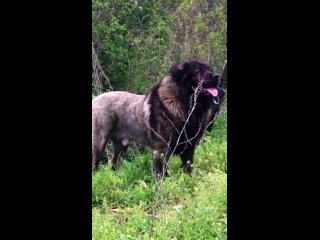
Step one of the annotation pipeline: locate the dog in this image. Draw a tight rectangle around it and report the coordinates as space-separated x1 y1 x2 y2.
92 60 225 178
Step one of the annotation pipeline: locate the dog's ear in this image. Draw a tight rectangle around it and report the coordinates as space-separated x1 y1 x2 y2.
169 61 191 84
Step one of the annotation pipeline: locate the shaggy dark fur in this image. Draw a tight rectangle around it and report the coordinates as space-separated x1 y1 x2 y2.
92 60 225 178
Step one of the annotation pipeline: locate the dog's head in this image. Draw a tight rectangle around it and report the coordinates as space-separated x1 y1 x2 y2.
169 60 222 99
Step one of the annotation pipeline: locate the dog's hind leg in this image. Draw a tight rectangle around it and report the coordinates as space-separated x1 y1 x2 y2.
92 133 108 171
111 141 128 170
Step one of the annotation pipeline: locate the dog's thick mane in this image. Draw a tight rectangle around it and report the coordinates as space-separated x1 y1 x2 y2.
145 72 212 153
146 74 189 134
157 76 187 121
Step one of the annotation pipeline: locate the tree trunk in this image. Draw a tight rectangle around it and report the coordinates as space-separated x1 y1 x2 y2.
219 60 227 90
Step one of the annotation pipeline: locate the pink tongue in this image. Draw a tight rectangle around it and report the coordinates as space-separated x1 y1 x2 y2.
205 88 218 97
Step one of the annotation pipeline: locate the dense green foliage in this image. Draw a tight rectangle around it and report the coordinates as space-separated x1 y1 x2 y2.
92 0 227 94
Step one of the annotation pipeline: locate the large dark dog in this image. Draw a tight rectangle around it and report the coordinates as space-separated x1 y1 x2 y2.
92 60 225 178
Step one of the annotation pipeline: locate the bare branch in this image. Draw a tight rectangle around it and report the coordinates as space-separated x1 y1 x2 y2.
178 120 202 146
155 78 205 183
161 110 180 134
168 78 204 158
92 42 113 94
149 76 223 184
146 124 173 152
205 111 218 132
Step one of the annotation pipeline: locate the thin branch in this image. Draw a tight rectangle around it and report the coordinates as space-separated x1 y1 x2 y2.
205 111 218 132
161 110 180 134
155 78 205 183
92 42 113 93
178 120 202 146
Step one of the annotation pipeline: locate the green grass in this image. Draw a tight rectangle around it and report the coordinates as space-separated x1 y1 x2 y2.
92 114 227 240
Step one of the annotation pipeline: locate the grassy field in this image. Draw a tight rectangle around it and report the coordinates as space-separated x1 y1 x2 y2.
92 108 227 240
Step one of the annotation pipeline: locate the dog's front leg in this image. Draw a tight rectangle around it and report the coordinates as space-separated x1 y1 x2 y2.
180 146 195 175
152 149 170 180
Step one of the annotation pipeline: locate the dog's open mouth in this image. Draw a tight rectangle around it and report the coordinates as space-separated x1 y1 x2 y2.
204 88 218 97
